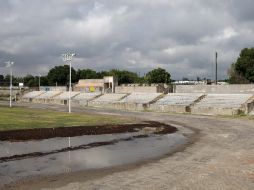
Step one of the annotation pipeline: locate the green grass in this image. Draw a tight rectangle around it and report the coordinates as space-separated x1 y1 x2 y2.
0 106 131 131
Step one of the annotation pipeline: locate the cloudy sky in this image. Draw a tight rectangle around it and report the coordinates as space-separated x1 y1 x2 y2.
0 0 254 80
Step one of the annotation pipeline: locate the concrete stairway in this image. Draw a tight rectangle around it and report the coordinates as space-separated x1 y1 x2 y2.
191 94 254 115
21 91 46 102
32 91 63 103
119 93 162 104
73 92 102 106
149 93 204 113
53 92 80 100
88 93 128 108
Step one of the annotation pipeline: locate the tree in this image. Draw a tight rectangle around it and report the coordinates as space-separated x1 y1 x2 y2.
96 69 139 84
39 76 49 86
47 65 77 86
4 75 15 86
108 69 139 84
228 63 249 84
228 48 254 83
24 75 37 87
13 77 23 86
135 76 146 84
0 75 8 86
77 69 98 79
145 68 171 84
96 71 110 79
182 77 189 81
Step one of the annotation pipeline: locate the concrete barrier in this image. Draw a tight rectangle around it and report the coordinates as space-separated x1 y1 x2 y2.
112 102 151 111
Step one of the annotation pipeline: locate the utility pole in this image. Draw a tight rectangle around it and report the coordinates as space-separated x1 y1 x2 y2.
38 74 41 91
215 52 218 85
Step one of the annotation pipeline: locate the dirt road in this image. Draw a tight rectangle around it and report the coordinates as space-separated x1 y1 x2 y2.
3 102 254 190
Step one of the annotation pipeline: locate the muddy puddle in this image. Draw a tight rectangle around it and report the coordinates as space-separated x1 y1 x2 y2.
0 122 187 188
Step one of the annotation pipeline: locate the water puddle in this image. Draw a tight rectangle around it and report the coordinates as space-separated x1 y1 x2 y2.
0 123 187 188
0 133 141 158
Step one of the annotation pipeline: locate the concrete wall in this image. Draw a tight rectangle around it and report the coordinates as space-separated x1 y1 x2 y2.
191 106 243 116
175 84 254 94
39 86 67 91
148 104 189 113
113 102 151 111
246 96 254 114
115 86 166 93
0 90 19 96
0 89 21 96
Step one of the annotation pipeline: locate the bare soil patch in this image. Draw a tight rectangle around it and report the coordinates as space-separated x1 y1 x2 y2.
0 121 177 141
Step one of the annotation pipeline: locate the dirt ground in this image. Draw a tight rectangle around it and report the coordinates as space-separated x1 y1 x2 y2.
2 102 254 190
0 121 176 141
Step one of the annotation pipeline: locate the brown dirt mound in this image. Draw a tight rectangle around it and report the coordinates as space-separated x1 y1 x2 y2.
0 121 177 141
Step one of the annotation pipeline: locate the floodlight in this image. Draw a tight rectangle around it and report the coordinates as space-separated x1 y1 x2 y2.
62 52 76 113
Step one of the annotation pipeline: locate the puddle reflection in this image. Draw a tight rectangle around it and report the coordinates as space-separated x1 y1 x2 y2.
0 133 186 188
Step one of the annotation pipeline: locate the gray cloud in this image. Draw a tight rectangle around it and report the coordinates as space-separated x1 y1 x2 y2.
0 0 254 80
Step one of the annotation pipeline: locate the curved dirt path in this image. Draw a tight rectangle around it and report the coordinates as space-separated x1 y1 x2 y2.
3 102 254 190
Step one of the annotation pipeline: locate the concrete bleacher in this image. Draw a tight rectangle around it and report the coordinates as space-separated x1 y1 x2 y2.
119 93 162 104
191 94 254 115
91 93 127 103
22 91 46 102
149 93 205 113
72 92 101 106
32 91 63 103
20 90 254 116
50 91 80 105
73 92 101 101
53 92 80 100
114 92 163 111
88 93 127 108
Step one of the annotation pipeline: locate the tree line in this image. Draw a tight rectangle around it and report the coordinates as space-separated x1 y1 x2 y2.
228 47 254 84
0 67 171 87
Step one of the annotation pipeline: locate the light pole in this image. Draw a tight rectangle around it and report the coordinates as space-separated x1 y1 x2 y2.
5 61 14 108
215 52 218 85
62 52 76 113
38 74 41 91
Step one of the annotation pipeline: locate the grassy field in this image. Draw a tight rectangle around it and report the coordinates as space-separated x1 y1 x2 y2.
0 106 131 131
